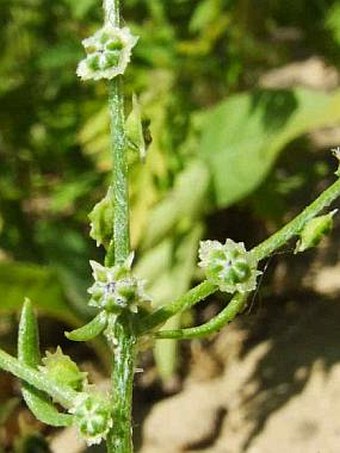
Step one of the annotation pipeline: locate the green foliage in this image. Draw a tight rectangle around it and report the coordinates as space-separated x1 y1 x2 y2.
89 186 114 248
65 311 108 341
126 93 148 160
0 262 79 325
199 89 340 208
1 0 340 410
17 300 77 426
1 1 340 450
40 347 87 392
295 211 336 253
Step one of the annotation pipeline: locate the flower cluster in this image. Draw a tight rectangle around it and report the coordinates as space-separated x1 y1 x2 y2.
88 253 151 314
70 392 113 446
77 25 138 81
198 239 261 294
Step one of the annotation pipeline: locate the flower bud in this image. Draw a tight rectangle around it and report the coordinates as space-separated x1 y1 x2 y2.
295 210 337 253
70 392 113 446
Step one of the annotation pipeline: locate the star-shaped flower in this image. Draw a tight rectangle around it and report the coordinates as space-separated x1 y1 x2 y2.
87 254 151 314
77 25 138 81
198 239 261 294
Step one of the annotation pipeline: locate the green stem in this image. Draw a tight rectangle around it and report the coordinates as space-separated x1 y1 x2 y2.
103 0 120 27
104 0 129 267
102 1 135 452
136 281 217 335
0 349 77 409
154 292 247 340
106 76 130 266
106 317 137 452
252 176 340 261
138 176 340 335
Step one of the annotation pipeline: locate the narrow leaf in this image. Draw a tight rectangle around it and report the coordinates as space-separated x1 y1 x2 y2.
65 311 108 341
18 298 41 367
20 387 73 427
89 187 114 248
0 349 77 408
126 93 148 161
18 299 73 427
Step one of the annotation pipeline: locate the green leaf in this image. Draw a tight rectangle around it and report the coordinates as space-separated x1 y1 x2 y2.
189 0 221 33
126 94 147 161
50 175 94 214
63 0 96 19
89 187 114 248
136 225 203 379
18 299 73 427
18 299 41 367
142 160 209 249
65 312 108 342
199 88 340 208
295 210 336 253
0 261 79 326
18 385 73 428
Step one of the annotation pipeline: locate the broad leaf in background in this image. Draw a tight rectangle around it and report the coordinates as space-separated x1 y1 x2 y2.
0 262 80 326
199 88 340 208
136 225 203 380
141 160 210 249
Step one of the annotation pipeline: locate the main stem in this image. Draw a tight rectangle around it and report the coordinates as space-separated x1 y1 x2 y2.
104 1 136 452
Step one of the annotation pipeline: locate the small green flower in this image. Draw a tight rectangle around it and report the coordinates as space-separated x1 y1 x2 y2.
70 392 113 446
77 25 138 81
88 253 151 314
198 239 261 294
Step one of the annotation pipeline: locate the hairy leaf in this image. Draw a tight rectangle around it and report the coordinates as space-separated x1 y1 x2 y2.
65 311 108 341
18 300 72 427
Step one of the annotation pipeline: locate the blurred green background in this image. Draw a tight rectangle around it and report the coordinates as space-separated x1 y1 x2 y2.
1 0 340 449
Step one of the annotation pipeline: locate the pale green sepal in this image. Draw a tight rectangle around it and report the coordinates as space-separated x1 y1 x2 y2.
39 347 88 392
295 210 337 253
18 299 73 427
89 187 114 248
126 93 147 161
65 312 108 342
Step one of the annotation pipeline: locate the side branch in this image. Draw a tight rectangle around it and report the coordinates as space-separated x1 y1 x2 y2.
138 175 340 335
252 176 340 261
154 292 247 340
0 349 77 408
